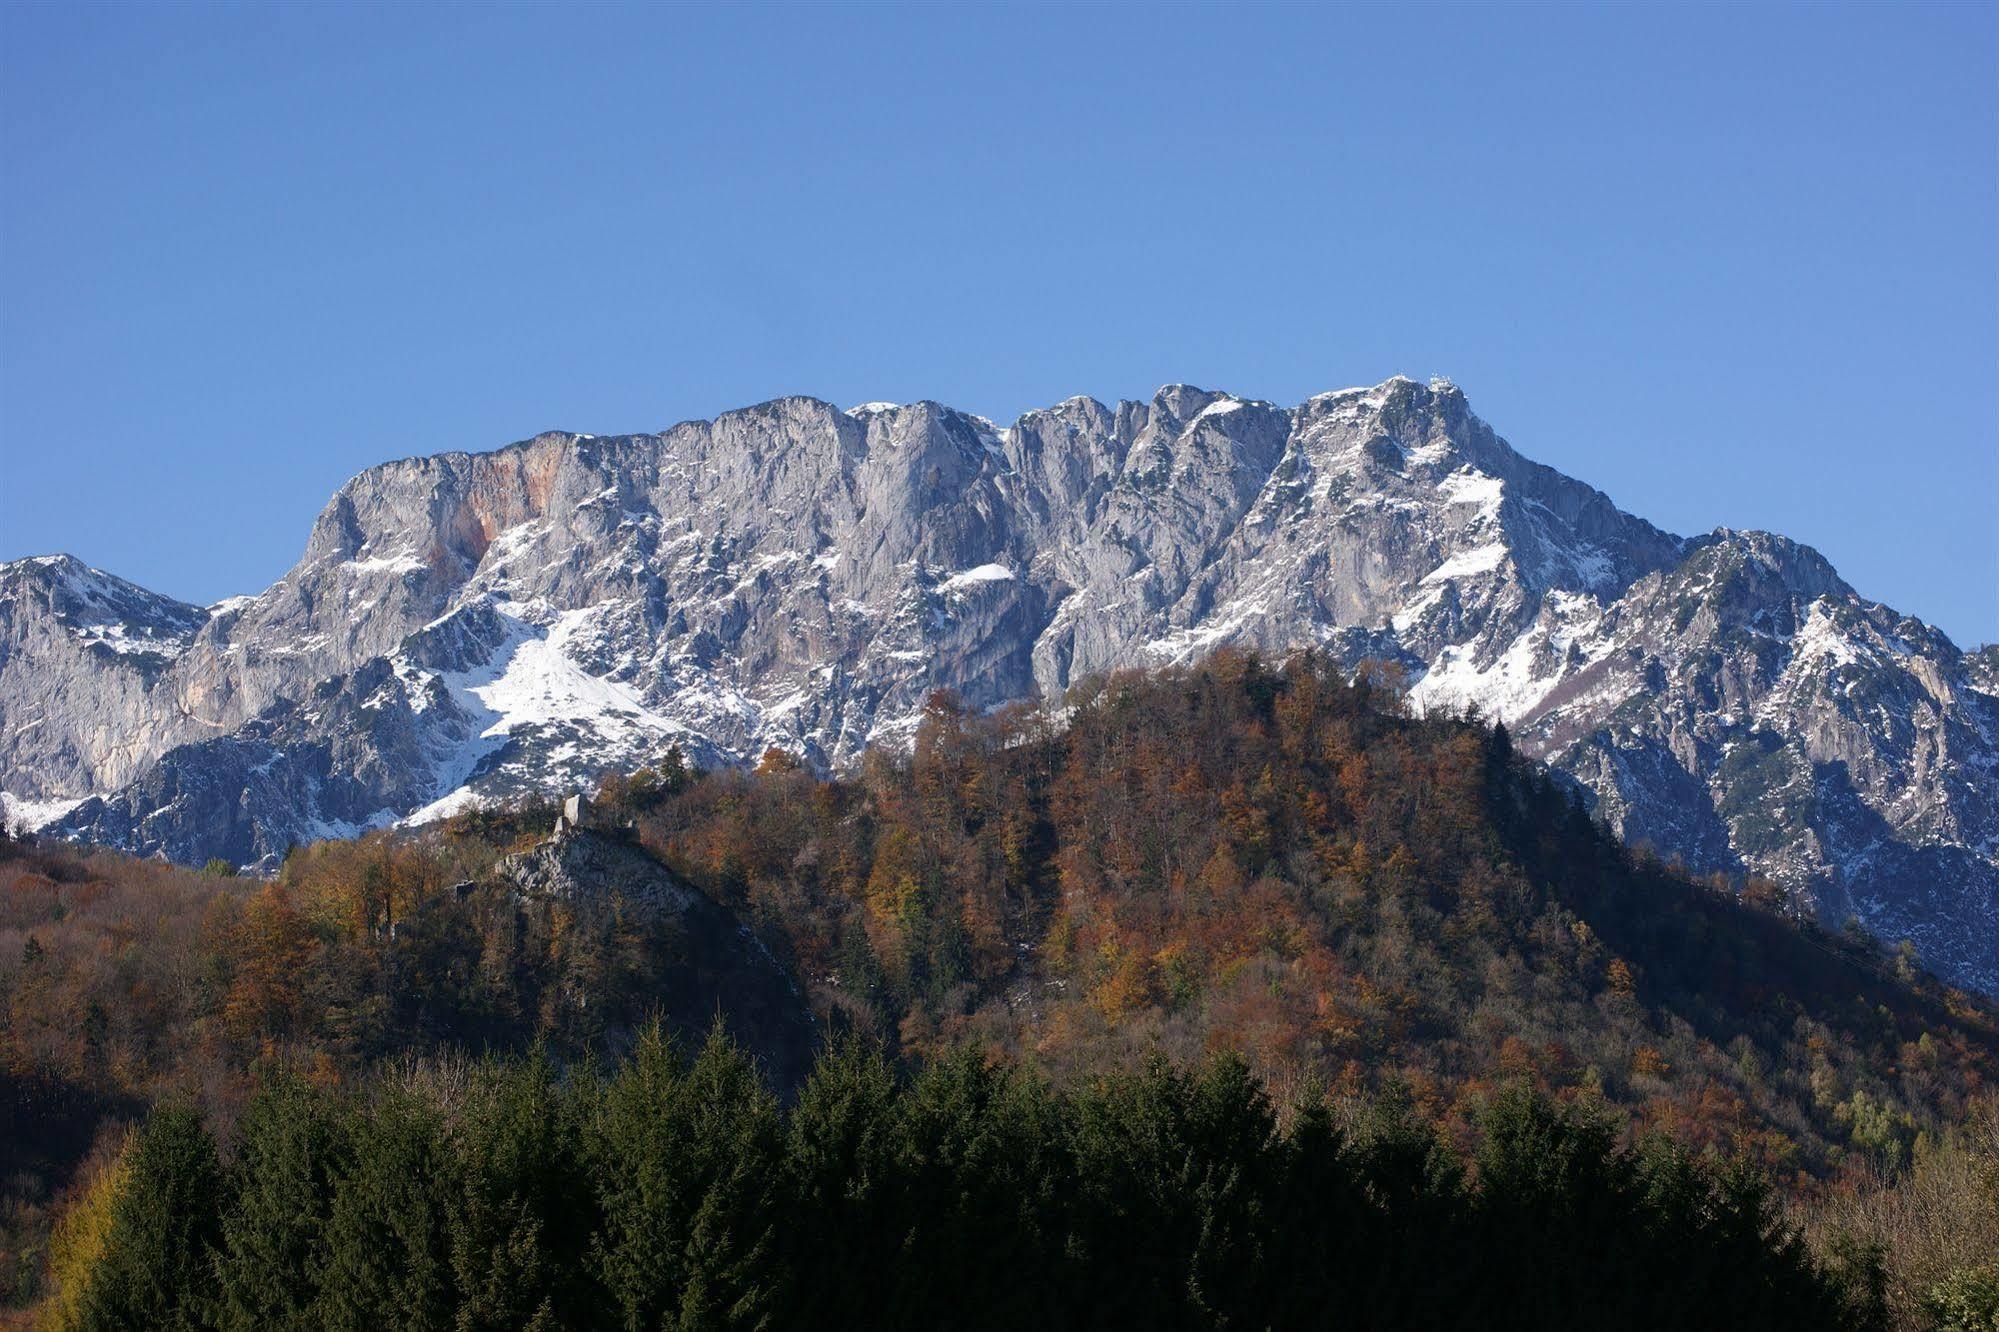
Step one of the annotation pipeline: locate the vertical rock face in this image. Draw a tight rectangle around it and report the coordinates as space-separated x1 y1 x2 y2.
0 556 213 799
3 377 1994 994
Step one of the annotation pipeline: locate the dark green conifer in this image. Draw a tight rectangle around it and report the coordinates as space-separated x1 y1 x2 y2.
314 1088 458 1331
589 1021 783 1331
449 1051 599 1331
74 1105 224 1331
214 1076 348 1331
1067 1053 1284 1328
886 1044 1070 1329
778 1033 903 1327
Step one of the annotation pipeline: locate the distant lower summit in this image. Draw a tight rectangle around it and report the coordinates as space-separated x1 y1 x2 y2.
3 377 1994 993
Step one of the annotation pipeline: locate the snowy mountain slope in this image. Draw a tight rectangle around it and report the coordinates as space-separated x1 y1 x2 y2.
4 377 1994 993
0 554 216 799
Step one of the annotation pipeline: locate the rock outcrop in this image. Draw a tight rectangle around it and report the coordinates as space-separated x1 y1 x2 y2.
495 828 817 1092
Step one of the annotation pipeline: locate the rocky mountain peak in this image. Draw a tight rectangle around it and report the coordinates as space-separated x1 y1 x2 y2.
1 553 205 638
6 376 1995 996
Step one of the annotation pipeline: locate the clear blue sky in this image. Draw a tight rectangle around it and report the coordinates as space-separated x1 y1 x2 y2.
3 2 1994 645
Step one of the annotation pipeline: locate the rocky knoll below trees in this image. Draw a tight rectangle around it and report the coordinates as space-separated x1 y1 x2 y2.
495 826 817 1093
2 376 1993 994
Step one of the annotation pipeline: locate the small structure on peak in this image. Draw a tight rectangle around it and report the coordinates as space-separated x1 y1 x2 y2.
554 793 589 835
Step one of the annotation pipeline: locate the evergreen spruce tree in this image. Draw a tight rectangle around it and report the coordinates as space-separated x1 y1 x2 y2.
590 1021 783 1331
71 1105 224 1331
314 1088 459 1331
1467 1085 1864 1332
1662 1150 1871 1332
213 1076 348 1331
1262 1096 1371 1327
883 1044 1071 1330
1321 1084 1468 1327
777 1033 904 1328
1067 1053 1283 1329
1471 1086 1638 1328
449 1051 600 1331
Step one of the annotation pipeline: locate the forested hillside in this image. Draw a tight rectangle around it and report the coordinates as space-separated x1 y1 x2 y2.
619 652 1995 1172
5 651 1996 1324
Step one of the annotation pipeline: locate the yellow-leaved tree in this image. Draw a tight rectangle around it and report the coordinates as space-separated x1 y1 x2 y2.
38 1141 129 1331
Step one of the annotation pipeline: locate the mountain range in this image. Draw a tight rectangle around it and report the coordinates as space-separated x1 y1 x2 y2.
3 376 1994 993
